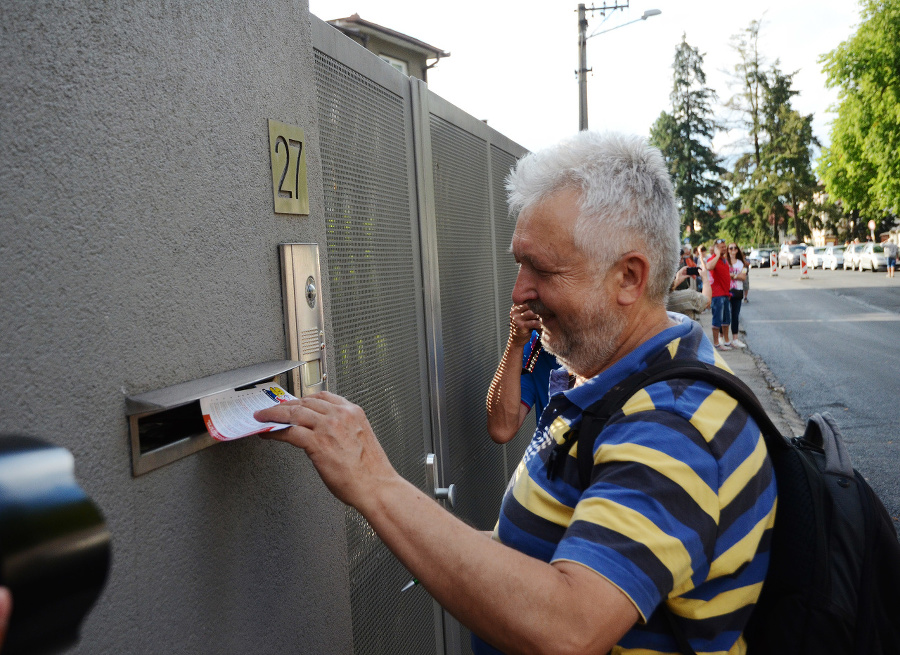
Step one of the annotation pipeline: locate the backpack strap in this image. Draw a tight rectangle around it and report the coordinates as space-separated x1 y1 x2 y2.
574 359 789 489
568 359 788 655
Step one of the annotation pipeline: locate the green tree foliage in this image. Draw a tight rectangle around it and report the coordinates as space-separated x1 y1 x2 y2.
725 21 766 172
725 21 820 242
819 0 900 226
759 67 821 240
650 35 726 244
722 21 768 243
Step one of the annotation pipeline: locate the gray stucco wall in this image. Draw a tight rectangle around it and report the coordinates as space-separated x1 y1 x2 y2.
0 1 352 653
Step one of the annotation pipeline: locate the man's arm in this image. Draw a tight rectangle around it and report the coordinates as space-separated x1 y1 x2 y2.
255 395 639 655
486 305 539 444
699 257 713 306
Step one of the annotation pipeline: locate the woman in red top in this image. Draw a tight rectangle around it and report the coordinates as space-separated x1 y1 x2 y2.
706 239 733 350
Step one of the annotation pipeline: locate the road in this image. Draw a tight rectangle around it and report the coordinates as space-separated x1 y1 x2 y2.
741 265 900 528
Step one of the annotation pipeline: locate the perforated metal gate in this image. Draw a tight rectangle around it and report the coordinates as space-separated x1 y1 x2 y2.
314 27 439 655
313 16 529 655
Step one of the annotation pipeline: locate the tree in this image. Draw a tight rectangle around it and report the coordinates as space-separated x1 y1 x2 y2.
650 35 726 243
757 67 820 240
725 20 766 172
725 20 820 242
723 20 772 241
819 0 900 226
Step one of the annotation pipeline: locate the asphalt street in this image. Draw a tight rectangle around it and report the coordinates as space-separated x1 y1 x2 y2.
735 264 900 530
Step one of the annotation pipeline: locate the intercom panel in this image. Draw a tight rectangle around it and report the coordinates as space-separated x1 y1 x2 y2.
279 243 327 396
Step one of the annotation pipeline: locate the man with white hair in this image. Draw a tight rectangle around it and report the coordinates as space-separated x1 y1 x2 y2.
256 132 776 655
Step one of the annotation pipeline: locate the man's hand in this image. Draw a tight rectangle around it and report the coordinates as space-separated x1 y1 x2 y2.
671 265 691 291
254 392 398 511
509 304 540 347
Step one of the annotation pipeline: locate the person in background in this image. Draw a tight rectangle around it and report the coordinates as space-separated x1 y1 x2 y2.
673 245 695 291
743 255 750 303
706 239 733 350
666 254 712 320
726 243 747 348
694 245 707 292
884 239 898 278
486 304 558 443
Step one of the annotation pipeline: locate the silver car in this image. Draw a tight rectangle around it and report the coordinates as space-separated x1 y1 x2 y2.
748 248 772 268
778 243 809 268
857 243 888 272
844 243 865 270
821 245 845 270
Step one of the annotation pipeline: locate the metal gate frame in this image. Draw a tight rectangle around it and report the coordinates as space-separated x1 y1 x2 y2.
411 79 529 654
313 15 529 655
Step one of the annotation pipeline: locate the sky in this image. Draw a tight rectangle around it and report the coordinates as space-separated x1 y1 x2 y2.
310 0 862 160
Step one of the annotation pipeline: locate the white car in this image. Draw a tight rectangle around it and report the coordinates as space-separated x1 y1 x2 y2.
805 246 828 269
821 245 845 270
858 243 888 272
844 243 865 270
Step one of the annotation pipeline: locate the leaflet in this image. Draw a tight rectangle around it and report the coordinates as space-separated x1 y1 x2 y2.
200 383 296 441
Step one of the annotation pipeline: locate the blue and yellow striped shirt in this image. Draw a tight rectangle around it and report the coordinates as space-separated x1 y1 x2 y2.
481 315 776 655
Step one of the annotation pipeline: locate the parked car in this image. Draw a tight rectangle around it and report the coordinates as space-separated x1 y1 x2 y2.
778 243 809 268
857 243 888 272
748 248 772 268
805 246 828 269
844 243 865 270
821 245 845 270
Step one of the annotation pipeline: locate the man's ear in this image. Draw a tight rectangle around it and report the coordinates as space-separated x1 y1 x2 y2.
613 252 651 306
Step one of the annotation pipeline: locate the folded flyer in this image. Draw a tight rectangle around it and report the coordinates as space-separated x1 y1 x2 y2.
200 383 296 441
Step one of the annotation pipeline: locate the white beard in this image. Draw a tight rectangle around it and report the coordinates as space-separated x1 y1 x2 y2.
529 292 627 378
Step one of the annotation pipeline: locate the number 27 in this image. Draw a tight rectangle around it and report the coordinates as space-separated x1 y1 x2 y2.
275 135 302 199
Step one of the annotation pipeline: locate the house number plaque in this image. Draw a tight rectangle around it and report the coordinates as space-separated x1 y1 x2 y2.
268 119 309 215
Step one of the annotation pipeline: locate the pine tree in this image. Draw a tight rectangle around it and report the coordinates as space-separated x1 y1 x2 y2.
758 67 820 240
650 35 726 243
725 21 819 242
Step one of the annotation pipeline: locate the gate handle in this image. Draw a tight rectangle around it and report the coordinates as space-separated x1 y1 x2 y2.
434 484 457 508
425 454 457 508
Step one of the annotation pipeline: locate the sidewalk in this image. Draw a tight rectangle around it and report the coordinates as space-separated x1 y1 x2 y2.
694 307 806 438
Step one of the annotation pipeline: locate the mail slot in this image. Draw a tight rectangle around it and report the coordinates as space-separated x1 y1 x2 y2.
126 360 300 476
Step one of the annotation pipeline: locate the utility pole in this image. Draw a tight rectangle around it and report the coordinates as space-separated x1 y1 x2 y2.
577 2 629 131
576 4 660 130
578 4 590 132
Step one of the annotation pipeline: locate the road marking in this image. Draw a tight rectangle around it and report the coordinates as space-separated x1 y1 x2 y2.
753 313 900 323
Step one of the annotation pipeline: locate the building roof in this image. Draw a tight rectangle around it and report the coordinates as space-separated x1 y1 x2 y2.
327 14 450 60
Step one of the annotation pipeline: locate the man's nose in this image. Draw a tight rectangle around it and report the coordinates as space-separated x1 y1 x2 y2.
511 267 536 305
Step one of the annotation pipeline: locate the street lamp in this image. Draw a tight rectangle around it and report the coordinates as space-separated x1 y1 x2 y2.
577 5 661 131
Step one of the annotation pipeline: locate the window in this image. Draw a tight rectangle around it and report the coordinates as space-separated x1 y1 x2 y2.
379 54 408 75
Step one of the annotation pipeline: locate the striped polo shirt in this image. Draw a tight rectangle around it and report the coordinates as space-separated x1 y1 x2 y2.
479 315 777 655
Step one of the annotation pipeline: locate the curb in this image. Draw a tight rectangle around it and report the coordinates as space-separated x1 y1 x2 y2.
694 307 806 438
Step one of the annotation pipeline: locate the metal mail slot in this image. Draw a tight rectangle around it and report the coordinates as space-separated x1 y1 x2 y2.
126 360 300 476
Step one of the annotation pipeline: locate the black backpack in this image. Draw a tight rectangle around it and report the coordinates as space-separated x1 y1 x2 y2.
548 359 900 655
